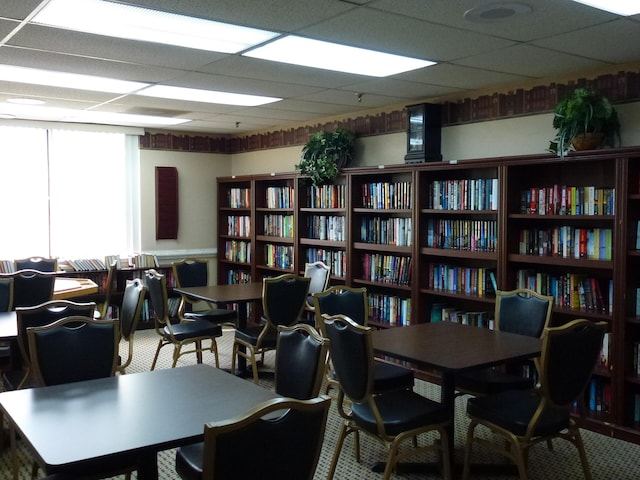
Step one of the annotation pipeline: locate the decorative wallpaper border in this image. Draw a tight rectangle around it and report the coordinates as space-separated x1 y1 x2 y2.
139 69 640 154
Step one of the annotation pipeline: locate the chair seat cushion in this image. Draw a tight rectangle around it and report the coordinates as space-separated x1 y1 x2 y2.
466 389 570 437
184 308 237 325
164 319 222 341
234 325 277 348
175 442 204 480
352 389 449 436
456 367 534 395
373 360 414 392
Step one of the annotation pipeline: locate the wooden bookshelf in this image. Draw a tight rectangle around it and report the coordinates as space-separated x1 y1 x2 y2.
217 147 640 444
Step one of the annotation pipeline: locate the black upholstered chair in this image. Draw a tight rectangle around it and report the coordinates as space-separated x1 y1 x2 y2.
302 261 330 322
232 274 311 383
455 288 553 396
5 299 97 390
27 316 119 386
14 256 58 272
174 323 329 480
177 397 330 480
314 286 414 394
116 278 146 374
94 260 117 320
11 269 56 308
323 314 452 480
26 316 136 479
172 258 238 327
147 269 223 370
0 277 13 312
462 319 607 480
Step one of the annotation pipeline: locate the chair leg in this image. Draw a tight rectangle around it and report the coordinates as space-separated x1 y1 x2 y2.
462 420 477 480
439 426 452 480
327 423 350 480
150 340 164 371
231 342 238 375
572 429 593 480
172 346 182 368
210 339 220 368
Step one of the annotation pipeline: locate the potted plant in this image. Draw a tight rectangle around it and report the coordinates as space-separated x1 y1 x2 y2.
296 128 355 186
549 87 621 158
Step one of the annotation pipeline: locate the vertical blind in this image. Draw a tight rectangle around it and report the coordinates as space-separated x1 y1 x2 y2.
0 126 139 261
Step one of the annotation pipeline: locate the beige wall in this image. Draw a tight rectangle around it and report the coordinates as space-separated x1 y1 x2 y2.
140 102 640 263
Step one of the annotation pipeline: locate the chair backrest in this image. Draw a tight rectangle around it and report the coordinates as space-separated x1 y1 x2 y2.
173 258 209 288
146 269 171 329
96 261 118 320
275 324 329 400
27 316 120 387
313 286 368 334
16 299 97 369
495 288 553 338
201 396 331 480
0 277 13 312
14 257 58 272
303 261 331 309
11 269 56 308
322 314 373 404
539 319 606 408
262 274 311 328
120 278 146 341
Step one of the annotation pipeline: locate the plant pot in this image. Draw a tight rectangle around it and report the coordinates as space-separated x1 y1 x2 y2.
572 133 603 151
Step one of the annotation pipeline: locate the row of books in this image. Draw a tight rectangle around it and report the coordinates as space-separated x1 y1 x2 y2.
131 254 159 269
307 184 346 209
626 340 640 376
360 254 412 286
427 178 499 211
263 214 294 238
361 181 412 210
587 378 611 414
305 248 346 278
519 185 615 216
430 303 495 329
636 288 640 316
518 227 612 260
516 270 611 313
264 244 294 270
427 264 497 297
306 215 345 241
425 219 497 252
224 240 252 263
61 258 108 271
265 186 294 209
226 269 251 284
360 216 412 246
227 215 251 237
228 187 250 209
368 293 411 326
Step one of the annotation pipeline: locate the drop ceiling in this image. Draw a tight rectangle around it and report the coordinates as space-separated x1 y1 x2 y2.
1 0 639 134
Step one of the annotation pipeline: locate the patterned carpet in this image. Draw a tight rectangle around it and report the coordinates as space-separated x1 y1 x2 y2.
1 326 639 480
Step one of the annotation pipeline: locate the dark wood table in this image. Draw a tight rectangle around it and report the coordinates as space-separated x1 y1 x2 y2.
0 364 277 480
173 282 263 374
372 321 542 473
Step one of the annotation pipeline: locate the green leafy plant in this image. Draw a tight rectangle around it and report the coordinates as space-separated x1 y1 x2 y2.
296 128 355 186
549 87 620 157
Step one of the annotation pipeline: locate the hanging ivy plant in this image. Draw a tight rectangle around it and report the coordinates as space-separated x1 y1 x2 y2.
296 128 355 186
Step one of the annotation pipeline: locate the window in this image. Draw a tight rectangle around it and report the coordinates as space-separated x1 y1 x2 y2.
0 126 140 261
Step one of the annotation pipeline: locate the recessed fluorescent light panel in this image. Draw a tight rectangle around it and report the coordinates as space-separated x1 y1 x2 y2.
137 85 281 107
0 102 191 126
571 0 640 15
244 36 436 77
32 0 280 53
0 64 148 94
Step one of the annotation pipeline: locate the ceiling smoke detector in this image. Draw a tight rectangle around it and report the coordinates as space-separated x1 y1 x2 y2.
464 2 532 22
